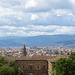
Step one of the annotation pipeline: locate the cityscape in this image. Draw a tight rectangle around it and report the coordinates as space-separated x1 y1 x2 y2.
0 46 74 57
0 0 75 75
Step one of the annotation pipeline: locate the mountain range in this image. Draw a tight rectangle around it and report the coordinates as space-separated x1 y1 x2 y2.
0 35 75 47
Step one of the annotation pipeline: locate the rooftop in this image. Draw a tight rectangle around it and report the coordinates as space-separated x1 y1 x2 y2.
5 55 69 63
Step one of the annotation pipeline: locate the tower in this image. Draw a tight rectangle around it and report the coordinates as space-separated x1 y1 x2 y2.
23 44 26 56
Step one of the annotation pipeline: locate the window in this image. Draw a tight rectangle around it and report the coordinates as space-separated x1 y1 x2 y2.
29 73 33 75
23 65 26 70
37 65 39 69
43 65 45 70
30 65 32 69
23 65 24 69
43 73 45 75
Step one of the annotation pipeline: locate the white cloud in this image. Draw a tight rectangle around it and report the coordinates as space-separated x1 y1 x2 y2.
55 26 75 34
53 9 73 16
30 14 38 20
0 0 75 36
0 25 75 36
0 26 28 31
70 0 75 4
69 0 75 12
28 25 59 31
0 7 17 17
25 0 37 9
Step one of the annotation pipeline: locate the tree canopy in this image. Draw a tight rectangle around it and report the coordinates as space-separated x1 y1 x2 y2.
0 66 15 75
52 58 75 75
0 55 5 67
0 56 24 75
69 52 75 60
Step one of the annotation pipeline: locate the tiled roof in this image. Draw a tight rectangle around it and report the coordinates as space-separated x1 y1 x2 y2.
5 55 69 63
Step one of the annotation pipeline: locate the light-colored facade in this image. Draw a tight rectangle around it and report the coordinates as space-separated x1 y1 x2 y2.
15 59 54 75
5 55 68 75
16 60 48 75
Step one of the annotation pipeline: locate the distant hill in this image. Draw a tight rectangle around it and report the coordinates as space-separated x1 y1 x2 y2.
52 40 75 47
0 35 75 47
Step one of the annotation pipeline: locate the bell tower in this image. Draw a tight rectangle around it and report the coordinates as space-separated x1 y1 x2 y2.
23 44 26 56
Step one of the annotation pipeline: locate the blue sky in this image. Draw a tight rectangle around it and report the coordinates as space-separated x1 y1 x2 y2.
0 0 75 36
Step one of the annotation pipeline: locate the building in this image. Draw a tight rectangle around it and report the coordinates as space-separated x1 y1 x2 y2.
15 55 65 75
23 44 26 56
16 60 48 75
5 54 68 75
5 45 68 75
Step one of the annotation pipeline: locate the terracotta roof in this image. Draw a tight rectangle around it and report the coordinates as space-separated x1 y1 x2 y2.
5 55 69 63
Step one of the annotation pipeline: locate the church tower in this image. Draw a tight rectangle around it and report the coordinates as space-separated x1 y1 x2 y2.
23 44 26 56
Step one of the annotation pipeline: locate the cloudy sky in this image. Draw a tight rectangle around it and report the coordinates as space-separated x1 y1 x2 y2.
0 0 75 37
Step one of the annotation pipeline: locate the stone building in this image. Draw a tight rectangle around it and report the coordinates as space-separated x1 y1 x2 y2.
5 54 68 75
15 55 57 75
16 60 48 75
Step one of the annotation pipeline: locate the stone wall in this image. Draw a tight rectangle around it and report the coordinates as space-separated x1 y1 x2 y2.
15 60 48 75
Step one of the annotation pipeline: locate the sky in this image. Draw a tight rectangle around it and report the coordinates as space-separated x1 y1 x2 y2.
0 0 75 37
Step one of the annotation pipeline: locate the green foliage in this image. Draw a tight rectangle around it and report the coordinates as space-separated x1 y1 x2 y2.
14 65 24 75
9 67 15 75
52 58 75 75
0 56 24 75
0 66 15 75
0 65 24 75
8 60 24 75
69 52 75 60
18 67 24 75
8 60 15 67
52 69 56 75
0 55 5 67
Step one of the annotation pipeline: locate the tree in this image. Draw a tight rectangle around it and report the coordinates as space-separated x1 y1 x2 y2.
18 67 24 75
52 69 56 75
8 60 15 67
8 60 24 75
0 58 24 75
0 66 15 75
69 52 75 60
0 55 5 67
0 66 24 75
52 58 75 75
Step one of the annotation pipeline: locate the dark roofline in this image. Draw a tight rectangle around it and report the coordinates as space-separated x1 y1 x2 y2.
15 60 47 61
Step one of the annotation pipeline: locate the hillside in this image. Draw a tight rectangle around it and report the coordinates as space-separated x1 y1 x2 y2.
0 35 75 47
